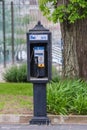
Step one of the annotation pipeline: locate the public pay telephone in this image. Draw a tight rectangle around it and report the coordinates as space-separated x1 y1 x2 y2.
27 21 52 82
32 46 45 78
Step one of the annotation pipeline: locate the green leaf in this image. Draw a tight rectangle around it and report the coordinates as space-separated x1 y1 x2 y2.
39 0 87 23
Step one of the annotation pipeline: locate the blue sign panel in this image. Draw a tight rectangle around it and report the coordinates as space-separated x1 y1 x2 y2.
29 34 48 41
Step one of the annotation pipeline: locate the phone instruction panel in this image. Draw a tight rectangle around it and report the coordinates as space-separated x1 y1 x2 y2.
34 46 45 68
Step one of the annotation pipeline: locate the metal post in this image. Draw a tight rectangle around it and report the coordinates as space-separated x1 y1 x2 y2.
30 83 50 125
11 1 14 64
2 0 6 67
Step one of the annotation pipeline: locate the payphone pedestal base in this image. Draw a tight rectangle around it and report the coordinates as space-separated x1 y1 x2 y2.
30 83 50 125
30 116 50 125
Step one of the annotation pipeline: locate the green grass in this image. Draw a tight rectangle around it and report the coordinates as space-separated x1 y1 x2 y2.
1 80 87 115
0 83 33 113
0 83 33 96
0 102 5 110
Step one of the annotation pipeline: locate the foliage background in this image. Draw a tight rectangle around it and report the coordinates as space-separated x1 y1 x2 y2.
39 0 87 23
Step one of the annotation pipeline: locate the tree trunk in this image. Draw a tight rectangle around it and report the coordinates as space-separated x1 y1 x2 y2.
76 19 87 79
61 22 79 78
61 18 87 79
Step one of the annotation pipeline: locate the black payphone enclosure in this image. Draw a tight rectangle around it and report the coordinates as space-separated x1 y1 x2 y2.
27 21 52 83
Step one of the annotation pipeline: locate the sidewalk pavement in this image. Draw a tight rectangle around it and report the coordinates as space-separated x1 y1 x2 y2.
0 115 87 130
0 124 87 130
0 114 87 125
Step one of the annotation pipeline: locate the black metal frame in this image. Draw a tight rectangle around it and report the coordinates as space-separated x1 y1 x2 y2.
27 21 52 83
27 21 52 125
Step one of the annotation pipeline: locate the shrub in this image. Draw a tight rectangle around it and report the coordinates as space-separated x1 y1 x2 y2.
47 79 87 115
52 65 61 82
17 64 27 82
3 64 27 82
3 66 18 82
52 76 61 83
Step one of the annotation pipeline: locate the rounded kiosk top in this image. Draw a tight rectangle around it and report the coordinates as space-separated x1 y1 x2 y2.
29 21 49 32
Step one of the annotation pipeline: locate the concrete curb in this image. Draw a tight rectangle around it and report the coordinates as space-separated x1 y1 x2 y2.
0 114 87 124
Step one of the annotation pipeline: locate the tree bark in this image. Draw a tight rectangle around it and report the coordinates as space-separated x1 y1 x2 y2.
76 18 87 79
61 22 79 78
60 18 87 79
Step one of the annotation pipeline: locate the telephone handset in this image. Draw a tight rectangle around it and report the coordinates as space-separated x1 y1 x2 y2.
33 46 45 77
